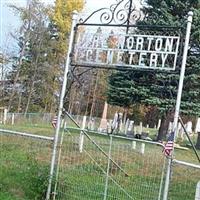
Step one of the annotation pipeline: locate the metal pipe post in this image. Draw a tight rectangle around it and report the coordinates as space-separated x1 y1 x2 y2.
104 135 113 200
163 11 193 200
46 11 78 200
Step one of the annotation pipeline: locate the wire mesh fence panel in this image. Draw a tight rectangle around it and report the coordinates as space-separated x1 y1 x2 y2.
0 131 53 200
107 137 166 200
54 132 109 200
4 113 54 125
168 160 200 200
54 127 166 200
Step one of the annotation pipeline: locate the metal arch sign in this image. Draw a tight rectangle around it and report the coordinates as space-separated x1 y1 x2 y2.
72 28 181 71
70 0 182 71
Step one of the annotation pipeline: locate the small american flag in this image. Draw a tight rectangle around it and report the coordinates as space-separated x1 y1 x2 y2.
51 116 58 129
163 132 174 156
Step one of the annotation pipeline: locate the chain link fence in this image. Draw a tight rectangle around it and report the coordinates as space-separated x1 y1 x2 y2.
1 113 200 199
0 129 53 200
53 124 166 200
0 112 54 125
168 160 200 200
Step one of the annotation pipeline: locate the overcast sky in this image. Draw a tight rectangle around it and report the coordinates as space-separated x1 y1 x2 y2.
0 0 113 53
0 0 140 53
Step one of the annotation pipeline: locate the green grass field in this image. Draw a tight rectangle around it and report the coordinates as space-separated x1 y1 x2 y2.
1 122 200 200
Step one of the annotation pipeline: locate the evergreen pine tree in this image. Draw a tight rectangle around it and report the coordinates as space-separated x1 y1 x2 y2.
107 0 200 142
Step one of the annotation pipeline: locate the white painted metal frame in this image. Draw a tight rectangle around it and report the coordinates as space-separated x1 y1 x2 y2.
163 11 193 200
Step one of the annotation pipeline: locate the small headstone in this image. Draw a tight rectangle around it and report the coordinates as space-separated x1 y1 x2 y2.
195 118 200 133
146 124 149 129
3 108 7 125
168 122 173 133
134 126 137 135
88 118 95 130
140 143 145 154
125 118 129 135
139 122 143 134
11 113 15 125
132 141 136 150
186 121 193 134
118 113 123 132
91 119 95 130
195 181 200 200
177 122 183 138
106 119 112 133
127 120 134 137
111 112 118 131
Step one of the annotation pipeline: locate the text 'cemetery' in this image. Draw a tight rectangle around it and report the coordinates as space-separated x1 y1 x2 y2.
74 31 180 70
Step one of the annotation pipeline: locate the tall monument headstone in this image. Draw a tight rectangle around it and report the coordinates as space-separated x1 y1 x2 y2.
99 102 108 132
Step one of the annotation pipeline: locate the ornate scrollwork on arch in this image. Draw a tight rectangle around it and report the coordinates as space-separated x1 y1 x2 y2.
79 0 144 25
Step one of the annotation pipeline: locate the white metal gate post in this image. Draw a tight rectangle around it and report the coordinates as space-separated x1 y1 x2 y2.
104 135 113 200
46 11 78 200
163 11 193 200
79 115 87 153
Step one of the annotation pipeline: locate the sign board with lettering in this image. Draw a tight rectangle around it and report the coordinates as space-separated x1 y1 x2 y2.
72 26 181 71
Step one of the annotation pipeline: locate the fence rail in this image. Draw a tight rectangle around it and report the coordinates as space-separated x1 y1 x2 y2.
0 129 53 200
0 128 54 141
53 126 166 200
1 114 200 200
169 159 200 200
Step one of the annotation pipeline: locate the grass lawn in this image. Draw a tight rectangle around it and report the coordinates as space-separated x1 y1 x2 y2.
1 122 200 199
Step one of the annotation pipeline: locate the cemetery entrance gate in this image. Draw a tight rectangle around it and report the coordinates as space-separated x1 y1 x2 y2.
45 1 198 199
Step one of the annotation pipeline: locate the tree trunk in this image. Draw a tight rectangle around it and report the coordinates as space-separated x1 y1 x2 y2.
17 92 22 112
8 57 24 111
156 110 174 141
8 19 31 112
89 71 99 119
24 76 35 115
196 133 200 150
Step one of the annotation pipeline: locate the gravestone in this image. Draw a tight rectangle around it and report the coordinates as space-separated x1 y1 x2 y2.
140 143 145 154
139 122 143 134
132 141 136 150
125 118 129 135
127 120 134 137
168 122 173 133
134 126 137 135
195 118 200 133
111 112 119 132
118 112 123 132
178 122 184 139
88 118 95 131
107 119 112 133
11 113 15 125
99 101 108 132
3 108 7 125
195 181 200 200
186 121 193 134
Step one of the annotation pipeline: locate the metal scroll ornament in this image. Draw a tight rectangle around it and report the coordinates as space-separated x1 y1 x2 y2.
79 0 144 25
